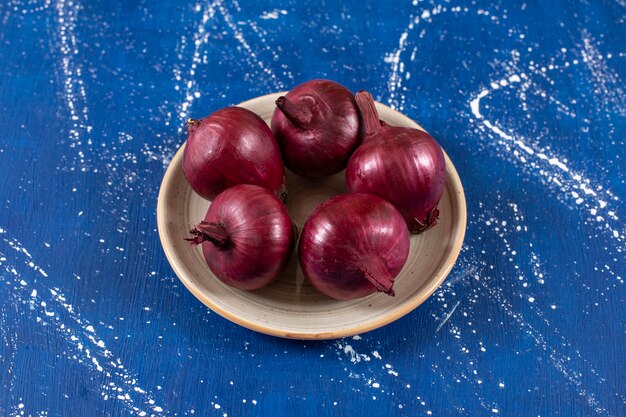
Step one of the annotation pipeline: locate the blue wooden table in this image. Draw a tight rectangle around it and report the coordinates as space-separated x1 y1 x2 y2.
1 1 624 416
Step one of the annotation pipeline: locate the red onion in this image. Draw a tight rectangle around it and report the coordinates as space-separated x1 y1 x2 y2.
186 184 295 290
271 79 362 178
298 193 410 300
346 91 446 234
183 107 286 201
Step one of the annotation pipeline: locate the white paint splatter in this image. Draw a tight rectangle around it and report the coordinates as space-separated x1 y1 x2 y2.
216 2 285 91
53 0 93 170
579 29 626 116
175 0 219 125
386 5 498 110
259 9 287 20
336 342 371 363
0 226 166 416
469 69 623 243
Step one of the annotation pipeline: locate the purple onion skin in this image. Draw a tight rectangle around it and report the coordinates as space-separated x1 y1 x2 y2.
271 79 362 178
346 91 446 234
186 184 295 290
298 193 410 300
183 107 286 201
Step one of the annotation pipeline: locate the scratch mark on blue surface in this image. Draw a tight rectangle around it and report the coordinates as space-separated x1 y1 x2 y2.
436 300 460 332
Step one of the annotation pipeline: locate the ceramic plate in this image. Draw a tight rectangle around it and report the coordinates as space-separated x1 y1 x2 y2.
157 92 466 340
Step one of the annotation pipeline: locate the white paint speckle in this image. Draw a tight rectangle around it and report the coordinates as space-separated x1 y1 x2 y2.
259 9 288 19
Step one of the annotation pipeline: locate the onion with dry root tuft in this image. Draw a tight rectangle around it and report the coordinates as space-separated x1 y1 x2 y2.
271 79 362 178
186 184 295 290
183 107 286 201
298 193 410 300
346 91 446 233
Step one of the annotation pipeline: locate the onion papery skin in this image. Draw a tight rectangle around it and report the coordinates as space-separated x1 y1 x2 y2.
187 185 295 290
183 107 286 201
298 193 410 300
346 91 446 234
271 79 362 178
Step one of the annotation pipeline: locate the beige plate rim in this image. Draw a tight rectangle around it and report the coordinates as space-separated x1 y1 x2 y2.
157 92 467 340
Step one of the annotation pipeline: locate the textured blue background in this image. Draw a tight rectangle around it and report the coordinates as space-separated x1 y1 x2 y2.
1 0 625 416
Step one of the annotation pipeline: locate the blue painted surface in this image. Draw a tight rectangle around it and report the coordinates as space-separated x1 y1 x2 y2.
1 0 625 416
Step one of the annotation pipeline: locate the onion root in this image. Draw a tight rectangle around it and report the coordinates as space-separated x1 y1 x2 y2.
362 257 396 296
186 221 230 249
